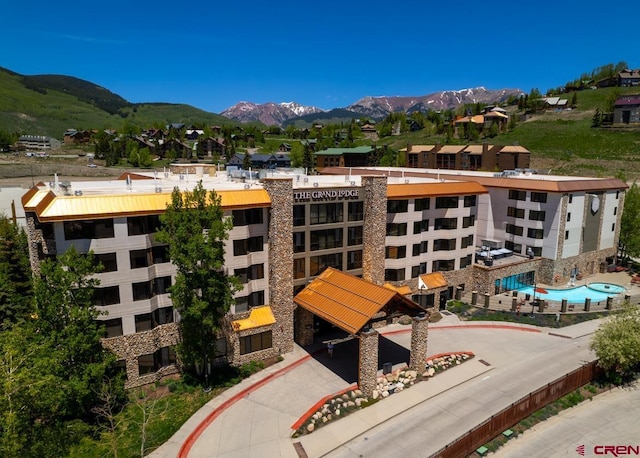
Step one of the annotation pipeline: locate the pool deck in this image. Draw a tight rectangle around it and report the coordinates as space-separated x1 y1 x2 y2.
472 271 639 314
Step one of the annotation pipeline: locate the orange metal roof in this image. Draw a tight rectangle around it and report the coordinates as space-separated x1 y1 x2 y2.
294 268 418 335
231 306 276 331
383 283 412 295
387 181 487 199
24 188 271 222
420 272 448 289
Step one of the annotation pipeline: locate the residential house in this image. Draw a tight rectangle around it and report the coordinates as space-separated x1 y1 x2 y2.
613 95 640 124
360 123 378 141
314 146 373 170
17 135 61 151
618 69 640 87
278 143 292 153
401 144 530 172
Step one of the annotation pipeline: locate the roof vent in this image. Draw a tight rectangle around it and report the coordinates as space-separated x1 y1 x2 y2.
404 179 409 184
313 182 319 188
350 181 356 186
303 177 309 183
244 184 250 189
74 190 83 196
155 186 162 193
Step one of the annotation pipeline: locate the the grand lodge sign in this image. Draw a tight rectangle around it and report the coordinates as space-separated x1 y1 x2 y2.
293 189 359 202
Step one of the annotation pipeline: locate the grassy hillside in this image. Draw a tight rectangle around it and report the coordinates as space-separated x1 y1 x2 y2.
377 86 640 179
0 68 233 138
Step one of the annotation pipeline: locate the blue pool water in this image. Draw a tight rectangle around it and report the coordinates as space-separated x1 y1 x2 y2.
517 283 626 303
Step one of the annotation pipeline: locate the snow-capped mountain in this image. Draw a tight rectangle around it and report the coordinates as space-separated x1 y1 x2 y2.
346 87 523 120
221 101 324 126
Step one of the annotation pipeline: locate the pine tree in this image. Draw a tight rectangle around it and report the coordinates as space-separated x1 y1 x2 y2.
0 216 32 329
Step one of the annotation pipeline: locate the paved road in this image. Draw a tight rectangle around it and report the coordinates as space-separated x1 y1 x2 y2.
490 381 640 457
317 325 597 458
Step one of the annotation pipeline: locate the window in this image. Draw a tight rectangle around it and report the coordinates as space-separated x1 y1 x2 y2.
528 246 542 257
235 264 264 283
460 255 472 268
432 259 455 272
569 193 573 203
102 318 123 338
565 230 569 240
95 252 118 272
527 228 544 239
461 234 474 248
387 200 408 213
435 196 458 209
348 201 364 221
310 203 343 224
130 249 150 269
506 224 523 236
64 219 115 240
235 291 266 312
433 239 456 251
233 236 264 256
152 307 174 326
384 268 405 282
434 218 457 230
232 208 263 226
412 241 428 256
413 219 428 234
612 223 615 231
463 195 477 207
294 258 306 279
138 353 155 375
240 331 273 355
567 212 571 222
293 232 305 253
348 226 363 245
462 215 475 228
93 286 120 306
135 313 152 332
309 253 343 276
415 198 430 211
507 207 525 218
614 207 617 216
385 246 406 259
347 250 362 270
310 228 343 250
529 210 546 221
137 347 177 375
531 192 547 203
386 223 407 236
127 215 160 236
411 263 427 278
293 205 305 226
508 190 526 201
132 281 151 301
616 191 620 199
505 241 522 254
152 245 169 264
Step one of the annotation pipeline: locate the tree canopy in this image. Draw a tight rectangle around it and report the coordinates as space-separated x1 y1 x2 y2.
0 216 32 329
619 183 640 259
590 302 640 378
156 182 240 377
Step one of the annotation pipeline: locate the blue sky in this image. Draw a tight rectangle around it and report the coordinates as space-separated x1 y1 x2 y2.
2 1 638 114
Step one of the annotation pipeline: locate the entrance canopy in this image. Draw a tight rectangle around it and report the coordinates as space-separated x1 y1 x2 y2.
294 267 425 335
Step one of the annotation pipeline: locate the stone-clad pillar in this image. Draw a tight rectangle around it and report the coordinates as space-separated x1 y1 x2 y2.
262 178 294 354
358 328 379 397
295 307 314 346
409 314 429 373
361 176 387 285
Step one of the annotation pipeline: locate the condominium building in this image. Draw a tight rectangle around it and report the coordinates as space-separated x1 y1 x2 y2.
21 164 626 387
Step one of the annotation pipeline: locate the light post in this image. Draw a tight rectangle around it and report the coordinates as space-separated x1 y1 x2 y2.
531 282 536 316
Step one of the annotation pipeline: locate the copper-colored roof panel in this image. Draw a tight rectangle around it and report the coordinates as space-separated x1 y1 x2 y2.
387 182 487 199
30 189 271 222
231 306 276 331
420 272 448 289
294 268 398 334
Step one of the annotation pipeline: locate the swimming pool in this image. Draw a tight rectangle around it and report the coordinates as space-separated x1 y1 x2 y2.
517 283 626 303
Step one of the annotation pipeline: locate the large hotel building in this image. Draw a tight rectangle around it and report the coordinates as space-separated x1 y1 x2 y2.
21 164 626 387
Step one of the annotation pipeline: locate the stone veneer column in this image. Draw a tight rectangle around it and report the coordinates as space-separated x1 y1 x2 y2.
361 176 387 285
262 178 294 354
295 307 315 346
409 314 429 373
358 328 379 397
24 212 44 275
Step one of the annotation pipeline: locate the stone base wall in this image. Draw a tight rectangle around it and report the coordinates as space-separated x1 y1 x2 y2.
101 322 181 388
540 247 618 284
471 257 542 294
